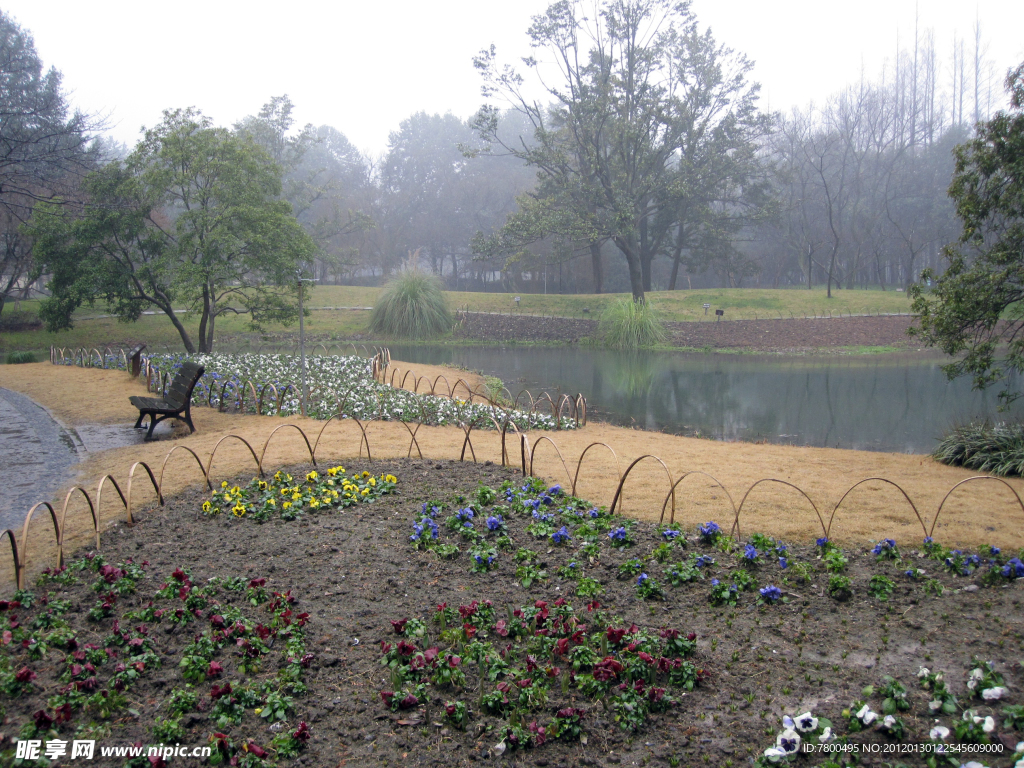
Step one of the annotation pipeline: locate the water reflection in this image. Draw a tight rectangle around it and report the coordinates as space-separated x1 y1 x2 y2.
384 345 1020 454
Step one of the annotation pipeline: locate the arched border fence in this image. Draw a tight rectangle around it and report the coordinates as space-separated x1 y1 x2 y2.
6 412 1024 589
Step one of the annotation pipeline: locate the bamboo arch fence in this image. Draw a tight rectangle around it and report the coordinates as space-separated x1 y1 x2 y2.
6 408 1024 589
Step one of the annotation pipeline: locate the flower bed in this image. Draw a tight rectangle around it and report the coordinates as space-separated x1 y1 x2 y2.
3 458 1023 767
146 352 575 430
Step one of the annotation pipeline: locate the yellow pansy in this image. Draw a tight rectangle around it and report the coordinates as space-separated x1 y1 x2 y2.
385 474 397 483
292 492 301 501
306 471 318 481
266 497 276 507
368 477 376 487
282 501 292 509
310 499 320 509
221 481 228 489
202 501 212 513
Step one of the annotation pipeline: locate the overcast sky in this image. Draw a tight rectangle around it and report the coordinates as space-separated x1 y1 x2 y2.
5 0 1023 158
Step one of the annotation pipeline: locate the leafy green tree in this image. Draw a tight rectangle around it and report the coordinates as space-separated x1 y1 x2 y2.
29 108 316 353
0 10 95 315
473 0 770 301
235 96 373 283
910 63 1024 404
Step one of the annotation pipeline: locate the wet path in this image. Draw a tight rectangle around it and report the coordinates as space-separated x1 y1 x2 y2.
0 387 83 532
0 387 170 532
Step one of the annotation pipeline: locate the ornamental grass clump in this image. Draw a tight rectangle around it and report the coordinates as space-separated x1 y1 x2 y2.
4 350 35 364
369 268 452 339
598 297 666 349
933 421 1024 477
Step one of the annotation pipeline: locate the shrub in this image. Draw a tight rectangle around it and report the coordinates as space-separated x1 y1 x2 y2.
932 422 1024 477
4 350 36 364
369 269 452 339
598 297 666 349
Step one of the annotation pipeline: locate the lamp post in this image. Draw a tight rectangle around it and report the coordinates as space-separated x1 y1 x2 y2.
296 270 318 417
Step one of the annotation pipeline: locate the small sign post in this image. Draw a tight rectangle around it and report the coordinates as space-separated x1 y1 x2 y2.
702 303 711 316
715 309 724 322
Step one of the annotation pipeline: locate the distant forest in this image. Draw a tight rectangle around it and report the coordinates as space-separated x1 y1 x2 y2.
1 3 1015 305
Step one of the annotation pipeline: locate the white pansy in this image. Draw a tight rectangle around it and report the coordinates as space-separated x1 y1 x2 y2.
763 747 787 763
982 715 995 733
817 726 833 743
881 714 897 730
794 712 818 732
775 729 801 753
856 704 877 725
981 686 1007 700
782 715 795 729
918 666 930 678
929 725 950 740
929 699 943 712
967 668 984 691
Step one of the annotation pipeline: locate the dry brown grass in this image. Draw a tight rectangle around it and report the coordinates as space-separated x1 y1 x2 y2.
2 360 1022 588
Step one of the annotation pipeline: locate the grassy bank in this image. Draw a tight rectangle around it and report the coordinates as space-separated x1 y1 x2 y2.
1 288 915 356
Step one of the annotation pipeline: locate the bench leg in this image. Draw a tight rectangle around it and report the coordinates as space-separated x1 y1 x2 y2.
145 415 161 441
134 412 146 429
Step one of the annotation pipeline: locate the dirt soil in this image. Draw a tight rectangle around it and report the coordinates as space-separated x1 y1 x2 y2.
3 460 1023 767
453 313 918 353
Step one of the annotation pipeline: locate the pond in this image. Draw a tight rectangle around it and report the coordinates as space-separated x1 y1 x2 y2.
383 345 1021 454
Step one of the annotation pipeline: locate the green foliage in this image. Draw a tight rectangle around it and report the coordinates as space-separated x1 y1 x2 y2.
823 549 848 573
868 574 896 601
4 350 35 364
574 577 604 599
827 574 852 600
932 422 1024 476
910 64 1024 406
599 298 667 349
28 107 316 354
368 268 452 339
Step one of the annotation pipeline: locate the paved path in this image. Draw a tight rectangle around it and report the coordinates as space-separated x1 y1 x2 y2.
0 387 83 532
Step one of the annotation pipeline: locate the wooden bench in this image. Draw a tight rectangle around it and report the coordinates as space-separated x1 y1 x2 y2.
130 361 205 441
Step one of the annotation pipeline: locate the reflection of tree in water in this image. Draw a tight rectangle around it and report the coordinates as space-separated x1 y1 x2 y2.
376 345 1024 452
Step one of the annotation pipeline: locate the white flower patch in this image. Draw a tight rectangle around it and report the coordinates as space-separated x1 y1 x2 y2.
149 353 578 432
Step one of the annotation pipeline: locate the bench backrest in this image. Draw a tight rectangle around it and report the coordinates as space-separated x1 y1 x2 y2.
164 361 206 409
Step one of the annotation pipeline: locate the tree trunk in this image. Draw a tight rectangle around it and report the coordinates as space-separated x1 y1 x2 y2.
198 284 214 354
589 242 604 293
639 216 654 293
669 234 685 290
613 234 646 304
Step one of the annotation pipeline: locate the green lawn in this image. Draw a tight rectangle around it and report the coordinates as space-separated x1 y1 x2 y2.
1 287 914 355
309 285 913 321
